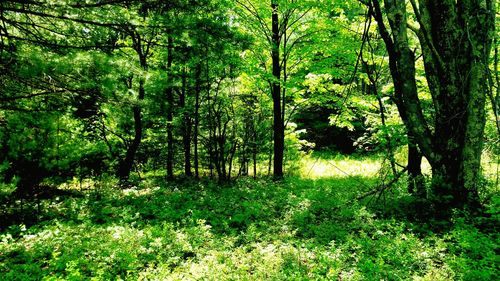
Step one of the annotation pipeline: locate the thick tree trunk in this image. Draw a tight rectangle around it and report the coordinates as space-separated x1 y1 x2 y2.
418 0 493 212
371 0 495 215
166 36 174 180
271 1 284 179
429 63 488 211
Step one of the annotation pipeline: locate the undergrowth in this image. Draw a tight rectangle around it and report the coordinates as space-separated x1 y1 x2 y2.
0 155 498 280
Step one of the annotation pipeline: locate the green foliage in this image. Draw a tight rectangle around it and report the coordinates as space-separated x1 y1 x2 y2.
1 154 497 280
0 1 498 280
445 215 499 281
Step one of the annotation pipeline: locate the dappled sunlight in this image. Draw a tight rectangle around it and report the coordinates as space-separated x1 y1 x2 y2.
298 154 382 179
482 152 500 185
1 176 474 280
2 153 498 279
0 0 497 278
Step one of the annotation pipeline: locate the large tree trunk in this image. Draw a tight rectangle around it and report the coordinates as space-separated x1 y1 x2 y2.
271 1 284 179
429 61 487 211
419 0 493 212
371 0 495 215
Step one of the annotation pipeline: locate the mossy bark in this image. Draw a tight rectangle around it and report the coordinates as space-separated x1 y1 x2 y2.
371 0 495 215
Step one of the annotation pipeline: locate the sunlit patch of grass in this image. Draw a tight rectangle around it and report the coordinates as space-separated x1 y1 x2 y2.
57 175 119 192
297 153 382 179
299 148 497 184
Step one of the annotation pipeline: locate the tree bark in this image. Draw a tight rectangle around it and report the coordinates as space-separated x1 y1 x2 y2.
117 35 149 181
407 135 424 196
166 36 174 180
117 78 144 180
180 69 192 177
271 1 284 179
371 0 495 214
194 64 202 179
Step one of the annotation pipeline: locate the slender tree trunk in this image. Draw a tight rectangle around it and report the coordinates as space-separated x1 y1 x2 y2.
219 121 228 181
253 141 257 178
194 64 202 179
117 78 145 180
268 142 272 176
240 141 247 176
366 61 398 176
228 141 237 181
205 49 215 179
117 45 148 180
180 69 192 177
215 125 225 182
166 36 174 180
271 1 284 179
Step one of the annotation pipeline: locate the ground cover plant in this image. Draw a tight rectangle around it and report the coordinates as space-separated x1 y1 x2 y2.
1 154 498 280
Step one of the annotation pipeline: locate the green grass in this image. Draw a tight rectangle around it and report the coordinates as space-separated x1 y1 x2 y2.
0 154 498 280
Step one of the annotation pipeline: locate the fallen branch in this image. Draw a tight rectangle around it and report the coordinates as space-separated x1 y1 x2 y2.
356 166 408 202
330 167 409 212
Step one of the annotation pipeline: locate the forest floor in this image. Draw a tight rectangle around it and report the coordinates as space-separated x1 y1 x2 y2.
0 153 498 280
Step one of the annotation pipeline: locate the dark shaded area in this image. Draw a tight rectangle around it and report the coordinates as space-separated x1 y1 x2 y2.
294 106 366 153
0 185 83 231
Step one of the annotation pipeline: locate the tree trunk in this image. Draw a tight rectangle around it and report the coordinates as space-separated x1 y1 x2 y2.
117 78 145 180
228 141 237 180
407 136 424 196
271 1 284 179
194 64 202 179
166 36 174 180
371 0 495 215
418 0 493 212
429 63 487 212
253 141 257 179
180 69 192 177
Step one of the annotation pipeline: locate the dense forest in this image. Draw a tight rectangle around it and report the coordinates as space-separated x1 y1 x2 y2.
0 0 498 280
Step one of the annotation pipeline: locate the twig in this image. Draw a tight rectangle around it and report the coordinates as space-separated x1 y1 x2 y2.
355 166 408 202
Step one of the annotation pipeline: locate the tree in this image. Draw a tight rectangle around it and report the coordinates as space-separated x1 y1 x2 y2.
370 0 496 214
115 23 158 181
236 0 316 179
270 0 284 179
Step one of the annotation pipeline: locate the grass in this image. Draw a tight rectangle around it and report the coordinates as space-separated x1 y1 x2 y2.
0 153 498 280
296 152 382 179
